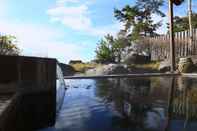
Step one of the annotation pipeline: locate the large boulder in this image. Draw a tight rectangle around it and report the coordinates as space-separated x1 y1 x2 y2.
178 57 194 73
102 64 129 75
159 60 171 72
123 52 150 64
86 64 129 75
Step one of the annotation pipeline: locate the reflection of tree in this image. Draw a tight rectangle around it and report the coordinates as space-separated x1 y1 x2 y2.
111 104 153 130
94 78 115 103
95 78 151 106
94 78 126 112
94 78 164 130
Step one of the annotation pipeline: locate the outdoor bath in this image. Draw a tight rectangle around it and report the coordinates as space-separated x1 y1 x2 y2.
1 0 197 130
41 75 197 131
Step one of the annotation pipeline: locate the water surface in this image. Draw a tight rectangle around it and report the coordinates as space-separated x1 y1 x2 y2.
41 76 197 131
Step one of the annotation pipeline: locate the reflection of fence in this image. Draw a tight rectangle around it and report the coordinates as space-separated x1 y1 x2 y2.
172 88 197 120
141 29 197 60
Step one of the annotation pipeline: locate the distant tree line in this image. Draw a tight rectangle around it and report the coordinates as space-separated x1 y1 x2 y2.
172 13 197 32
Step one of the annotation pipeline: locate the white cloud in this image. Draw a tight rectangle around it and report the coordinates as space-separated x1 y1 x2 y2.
47 0 122 37
57 0 80 4
47 4 91 31
0 0 123 63
0 20 90 63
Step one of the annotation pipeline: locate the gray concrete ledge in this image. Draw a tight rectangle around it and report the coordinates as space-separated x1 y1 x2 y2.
182 73 197 77
64 73 180 79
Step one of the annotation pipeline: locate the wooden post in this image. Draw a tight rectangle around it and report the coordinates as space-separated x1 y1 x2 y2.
184 31 187 56
188 0 193 55
169 0 176 72
195 29 197 55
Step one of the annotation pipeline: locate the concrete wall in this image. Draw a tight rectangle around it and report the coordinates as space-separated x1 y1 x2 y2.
0 55 57 131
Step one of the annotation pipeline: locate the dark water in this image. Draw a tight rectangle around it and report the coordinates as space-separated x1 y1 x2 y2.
41 76 197 131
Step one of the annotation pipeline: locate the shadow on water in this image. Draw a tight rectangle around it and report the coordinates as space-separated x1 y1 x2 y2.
36 76 197 131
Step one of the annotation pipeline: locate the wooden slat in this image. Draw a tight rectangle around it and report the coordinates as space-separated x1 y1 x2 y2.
139 29 197 61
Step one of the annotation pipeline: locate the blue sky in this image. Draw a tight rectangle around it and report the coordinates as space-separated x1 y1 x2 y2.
0 0 197 63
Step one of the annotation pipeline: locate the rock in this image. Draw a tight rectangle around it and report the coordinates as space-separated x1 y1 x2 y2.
123 52 150 64
102 64 129 75
59 63 76 76
86 64 130 75
159 60 171 72
85 68 97 75
178 57 194 73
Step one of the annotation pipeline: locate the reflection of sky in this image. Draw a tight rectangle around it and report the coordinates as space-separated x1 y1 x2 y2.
40 77 197 131
144 108 166 129
40 78 168 131
51 79 120 131
56 65 66 112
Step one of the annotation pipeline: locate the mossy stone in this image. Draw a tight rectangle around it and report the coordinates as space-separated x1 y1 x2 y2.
178 57 194 73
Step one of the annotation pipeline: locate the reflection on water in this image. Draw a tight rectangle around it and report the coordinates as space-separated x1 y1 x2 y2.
168 77 197 131
56 65 66 113
41 77 197 131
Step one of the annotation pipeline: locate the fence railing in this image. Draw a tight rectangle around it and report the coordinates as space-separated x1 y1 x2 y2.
141 29 197 61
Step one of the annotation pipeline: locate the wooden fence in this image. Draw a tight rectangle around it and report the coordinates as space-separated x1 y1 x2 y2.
141 29 197 61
